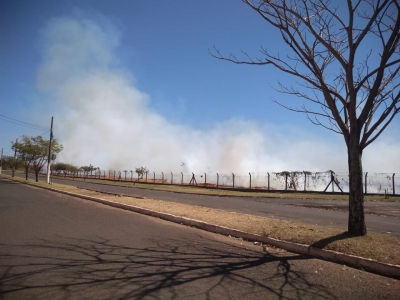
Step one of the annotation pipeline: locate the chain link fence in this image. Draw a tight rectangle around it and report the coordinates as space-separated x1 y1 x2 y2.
50 169 398 195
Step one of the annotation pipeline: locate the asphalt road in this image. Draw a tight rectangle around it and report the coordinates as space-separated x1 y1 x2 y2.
8 171 399 237
0 178 399 299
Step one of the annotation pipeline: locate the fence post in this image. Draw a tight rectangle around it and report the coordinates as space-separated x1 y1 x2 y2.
153 172 155 183
365 172 368 194
303 171 307 191
393 173 396 195
171 172 173 185
285 173 288 190
249 172 251 189
181 172 183 185
162 172 164 184
331 171 336 193
204 173 207 187
267 173 270 190
232 173 235 189
217 173 219 188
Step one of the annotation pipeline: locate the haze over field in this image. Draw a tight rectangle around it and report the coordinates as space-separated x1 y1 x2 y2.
1 2 399 174
34 16 398 174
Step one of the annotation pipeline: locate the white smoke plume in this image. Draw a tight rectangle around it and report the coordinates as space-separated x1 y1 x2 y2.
36 15 399 174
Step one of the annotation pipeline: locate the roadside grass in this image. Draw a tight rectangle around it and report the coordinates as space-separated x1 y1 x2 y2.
3 173 400 266
26 173 400 202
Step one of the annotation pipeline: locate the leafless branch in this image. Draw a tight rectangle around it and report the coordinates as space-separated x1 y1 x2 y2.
211 0 399 152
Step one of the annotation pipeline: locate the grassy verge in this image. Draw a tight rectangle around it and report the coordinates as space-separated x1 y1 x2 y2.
29 173 400 202
3 173 400 266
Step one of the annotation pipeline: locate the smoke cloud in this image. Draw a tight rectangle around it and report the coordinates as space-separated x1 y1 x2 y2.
36 15 399 174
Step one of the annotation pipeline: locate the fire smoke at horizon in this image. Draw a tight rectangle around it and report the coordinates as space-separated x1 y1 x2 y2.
34 15 399 174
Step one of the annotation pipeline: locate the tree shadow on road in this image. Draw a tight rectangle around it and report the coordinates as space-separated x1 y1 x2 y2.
310 232 354 249
0 179 19 185
0 235 337 299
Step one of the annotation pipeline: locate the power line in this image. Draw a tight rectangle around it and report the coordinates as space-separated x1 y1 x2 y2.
2 150 13 156
40 129 51 136
0 114 48 130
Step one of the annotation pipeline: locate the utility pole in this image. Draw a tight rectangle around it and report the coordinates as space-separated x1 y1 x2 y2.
0 148 3 174
12 138 17 177
46 117 53 184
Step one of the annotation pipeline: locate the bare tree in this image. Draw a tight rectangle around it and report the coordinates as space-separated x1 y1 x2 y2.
210 0 399 236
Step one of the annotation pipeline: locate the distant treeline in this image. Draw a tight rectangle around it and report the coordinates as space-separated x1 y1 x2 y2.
0 155 25 170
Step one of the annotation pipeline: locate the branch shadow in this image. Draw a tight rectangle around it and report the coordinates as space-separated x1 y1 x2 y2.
0 235 337 299
0 179 19 185
310 232 354 249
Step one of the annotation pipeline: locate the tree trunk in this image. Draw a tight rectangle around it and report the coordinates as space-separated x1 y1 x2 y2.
25 165 29 180
347 135 367 236
35 171 39 182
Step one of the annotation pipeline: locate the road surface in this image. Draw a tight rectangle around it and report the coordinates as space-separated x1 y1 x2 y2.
7 171 399 237
0 177 399 299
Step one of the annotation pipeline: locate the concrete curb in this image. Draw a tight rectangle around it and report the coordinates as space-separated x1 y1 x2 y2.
7 178 400 279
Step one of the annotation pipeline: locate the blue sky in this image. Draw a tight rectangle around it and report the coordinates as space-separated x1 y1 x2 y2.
1 0 399 173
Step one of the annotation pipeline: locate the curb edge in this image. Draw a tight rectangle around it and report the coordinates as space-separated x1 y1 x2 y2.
7 178 400 279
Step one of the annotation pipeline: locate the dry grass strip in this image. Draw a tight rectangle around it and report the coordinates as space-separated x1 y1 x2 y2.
49 175 400 202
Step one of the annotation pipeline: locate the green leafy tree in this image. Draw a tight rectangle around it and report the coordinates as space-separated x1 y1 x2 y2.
211 0 399 236
12 135 63 182
52 162 80 176
135 166 149 179
80 164 99 178
0 155 24 171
